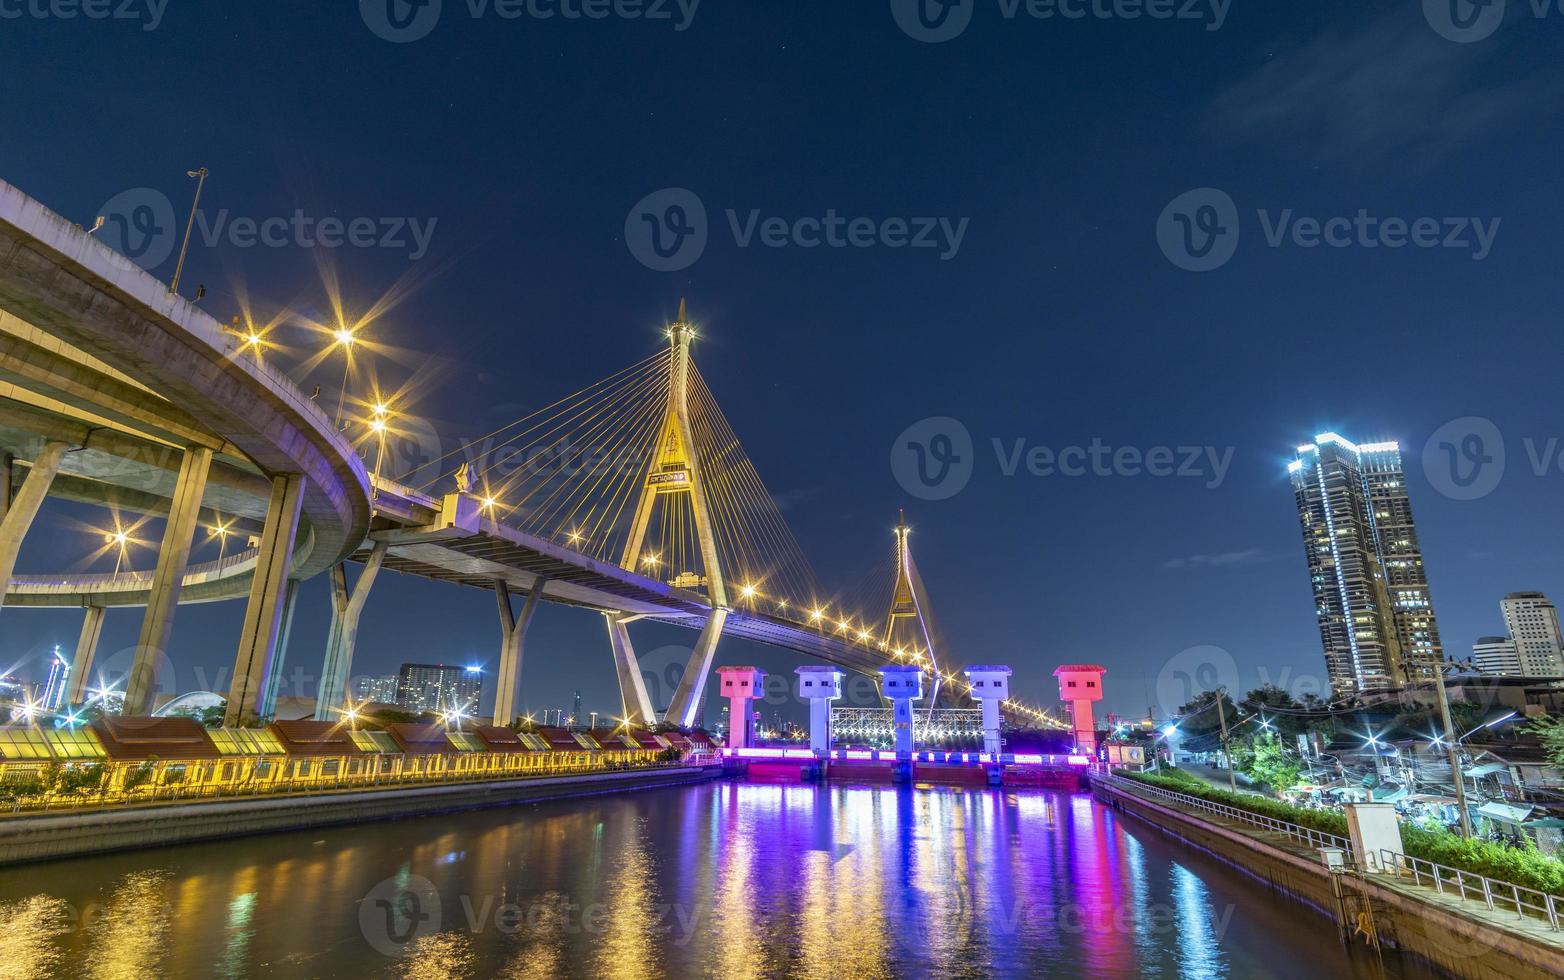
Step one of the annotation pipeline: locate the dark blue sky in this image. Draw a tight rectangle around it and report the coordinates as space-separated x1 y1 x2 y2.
4 1 1562 724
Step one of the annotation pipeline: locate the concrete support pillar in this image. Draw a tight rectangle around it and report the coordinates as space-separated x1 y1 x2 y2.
717 666 765 750
664 607 727 728
796 666 842 753
965 666 1013 755
0 441 71 608
225 475 304 728
66 605 107 705
1055 665 1106 758
606 614 656 726
492 577 546 728
879 665 924 773
0 452 12 521
716 665 766 750
125 446 213 715
314 542 389 720
260 578 300 720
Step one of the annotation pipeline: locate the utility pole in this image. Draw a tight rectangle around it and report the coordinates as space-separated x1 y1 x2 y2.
1216 690 1236 792
171 167 208 296
1430 663 1473 838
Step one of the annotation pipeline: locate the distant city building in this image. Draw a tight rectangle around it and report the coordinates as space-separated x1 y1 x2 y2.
395 664 483 715
572 690 583 728
1473 636 1521 676
1500 592 1564 677
41 647 70 711
1289 433 1444 696
353 675 401 705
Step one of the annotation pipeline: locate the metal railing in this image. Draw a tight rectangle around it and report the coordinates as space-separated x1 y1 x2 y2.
1377 848 1561 932
1101 772 1564 933
1101 772 1351 851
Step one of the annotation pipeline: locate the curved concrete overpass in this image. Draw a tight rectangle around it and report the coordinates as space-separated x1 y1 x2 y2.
0 180 371 580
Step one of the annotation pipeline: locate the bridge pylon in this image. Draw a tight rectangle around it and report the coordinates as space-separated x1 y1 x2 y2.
617 301 729 729
881 510 963 711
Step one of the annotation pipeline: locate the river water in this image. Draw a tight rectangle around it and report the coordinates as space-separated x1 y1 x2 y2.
0 781 1446 978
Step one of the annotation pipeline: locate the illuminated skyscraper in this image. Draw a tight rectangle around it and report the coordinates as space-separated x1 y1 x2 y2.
395 663 483 715
41 647 70 711
1499 592 1564 677
1289 433 1444 696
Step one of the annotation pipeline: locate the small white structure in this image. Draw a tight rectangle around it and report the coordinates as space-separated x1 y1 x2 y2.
964 665 1012 754
795 666 842 753
878 665 924 757
717 666 766 750
1344 803 1405 873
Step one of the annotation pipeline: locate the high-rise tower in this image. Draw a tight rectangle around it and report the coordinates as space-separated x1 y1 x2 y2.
1289 433 1444 696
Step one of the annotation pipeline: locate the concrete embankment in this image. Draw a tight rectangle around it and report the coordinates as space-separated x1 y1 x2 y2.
1092 775 1564 980
0 766 721 866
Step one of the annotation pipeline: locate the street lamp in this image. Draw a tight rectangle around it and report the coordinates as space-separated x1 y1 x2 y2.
329 326 359 431
170 167 209 296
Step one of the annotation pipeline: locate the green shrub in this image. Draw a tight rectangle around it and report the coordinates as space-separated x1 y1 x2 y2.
1118 769 1564 896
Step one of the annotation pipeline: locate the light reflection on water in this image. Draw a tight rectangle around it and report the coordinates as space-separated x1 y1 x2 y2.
0 782 1443 978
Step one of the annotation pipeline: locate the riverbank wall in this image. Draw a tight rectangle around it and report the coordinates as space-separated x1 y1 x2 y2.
0 765 722 866
1092 775 1564 980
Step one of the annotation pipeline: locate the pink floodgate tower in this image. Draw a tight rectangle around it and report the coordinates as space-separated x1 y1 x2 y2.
1054 664 1106 758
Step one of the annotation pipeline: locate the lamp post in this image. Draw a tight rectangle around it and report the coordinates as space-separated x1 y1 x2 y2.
170 167 208 296
330 328 357 431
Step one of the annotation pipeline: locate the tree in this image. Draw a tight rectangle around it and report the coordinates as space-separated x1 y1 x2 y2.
1241 733 1302 793
1528 715 1564 770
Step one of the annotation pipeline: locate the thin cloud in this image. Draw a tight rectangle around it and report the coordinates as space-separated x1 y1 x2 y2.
1164 548 1289 571
1204 9 1555 162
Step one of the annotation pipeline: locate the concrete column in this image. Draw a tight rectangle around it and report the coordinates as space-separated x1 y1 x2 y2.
965 666 1013 755
879 665 925 760
124 445 213 715
66 605 107 705
664 607 727 728
313 542 388 720
260 578 300 720
0 441 71 608
606 614 656 726
796 666 842 753
0 452 12 521
717 666 765 749
492 577 546 728
225 475 304 728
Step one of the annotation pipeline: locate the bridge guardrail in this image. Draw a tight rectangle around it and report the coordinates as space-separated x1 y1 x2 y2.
1377 848 1561 932
1100 772 1352 851
1101 773 1563 933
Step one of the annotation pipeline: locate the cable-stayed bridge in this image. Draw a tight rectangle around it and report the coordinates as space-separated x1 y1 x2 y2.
0 179 1060 733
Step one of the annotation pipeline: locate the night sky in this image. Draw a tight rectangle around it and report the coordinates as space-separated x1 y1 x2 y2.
3 2 1561 726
